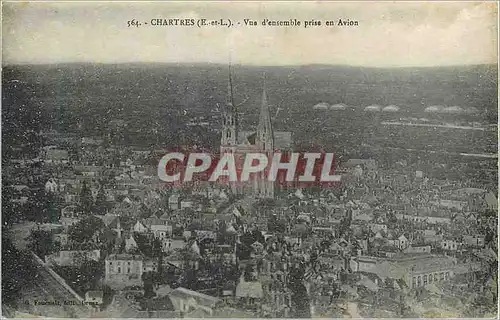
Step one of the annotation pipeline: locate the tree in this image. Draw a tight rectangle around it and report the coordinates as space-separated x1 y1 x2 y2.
53 258 104 296
142 271 156 298
268 214 286 233
152 238 163 285
68 216 106 244
2 230 37 308
94 186 108 215
181 267 198 290
47 193 62 223
288 263 311 318
78 181 93 215
216 220 228 244
25 188 62 223
27 229 55 258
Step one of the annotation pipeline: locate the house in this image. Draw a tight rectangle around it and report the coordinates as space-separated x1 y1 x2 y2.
180 199 194 209
463 235 485 248
166 251 184 268
125 235 138 252
133 221 148 233
404 245 431 254
169 287 221 316
350 256 382 272
151 224 173 240
168 194 180 210
85 290 104 306
45 179 59 193
378 246 398 258
102 215 125 238
373 231 385 239
420 229 443 245
64 194 78 204
441 238 460 251
60 216 80 228
61 205 78 218
235 275 264 305
163 238 186 253
44 149 69 164
105 254 144 289
368 223 387 234
389 235 409 250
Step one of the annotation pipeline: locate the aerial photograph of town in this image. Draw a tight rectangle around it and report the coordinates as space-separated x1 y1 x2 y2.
2 1 498 319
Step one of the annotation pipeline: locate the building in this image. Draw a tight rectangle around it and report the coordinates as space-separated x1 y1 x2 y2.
389 234 409 250
407 255 456 288
43 148 69 164
404 245 432 254
168 287 221 316
168 194 180 210
441 238 460 251
85 290 104 306
463 235 485 248
45 250 101 266
124 235 138 252
220 67 291 199
133 221 148 233
45 178 59 193
350 254 456 289
104 254 144 289
151 224 173 240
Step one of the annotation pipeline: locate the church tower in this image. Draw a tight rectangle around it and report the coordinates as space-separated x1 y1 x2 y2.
220 65 238 153
255 76 275 199
220 65 240 195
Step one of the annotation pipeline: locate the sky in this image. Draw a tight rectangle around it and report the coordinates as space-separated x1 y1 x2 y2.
2 1 498 67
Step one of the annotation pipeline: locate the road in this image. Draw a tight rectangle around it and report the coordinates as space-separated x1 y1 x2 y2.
16 256 91 318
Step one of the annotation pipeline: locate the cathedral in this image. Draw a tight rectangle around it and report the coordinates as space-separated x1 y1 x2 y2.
220 68 291 199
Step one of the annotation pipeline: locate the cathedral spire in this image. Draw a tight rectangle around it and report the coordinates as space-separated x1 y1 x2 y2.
255 72 275 199
227 62 234 107
221 62 238 149
257 72 274 151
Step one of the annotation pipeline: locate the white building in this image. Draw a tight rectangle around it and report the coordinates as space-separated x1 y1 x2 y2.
151 224 173 240
105 254 144 289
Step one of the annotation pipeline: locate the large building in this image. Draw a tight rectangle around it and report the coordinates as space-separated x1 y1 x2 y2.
104 254 159 289
220 68 291 199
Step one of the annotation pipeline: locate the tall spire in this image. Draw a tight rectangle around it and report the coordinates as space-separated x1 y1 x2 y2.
227 62 234 107
220 58 238 149
255 72 275 199
257 72 273 147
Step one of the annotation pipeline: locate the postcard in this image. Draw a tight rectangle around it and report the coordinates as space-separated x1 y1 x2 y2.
2 1 498 318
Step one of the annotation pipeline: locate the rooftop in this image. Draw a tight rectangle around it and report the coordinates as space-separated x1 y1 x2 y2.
106 253 144 261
